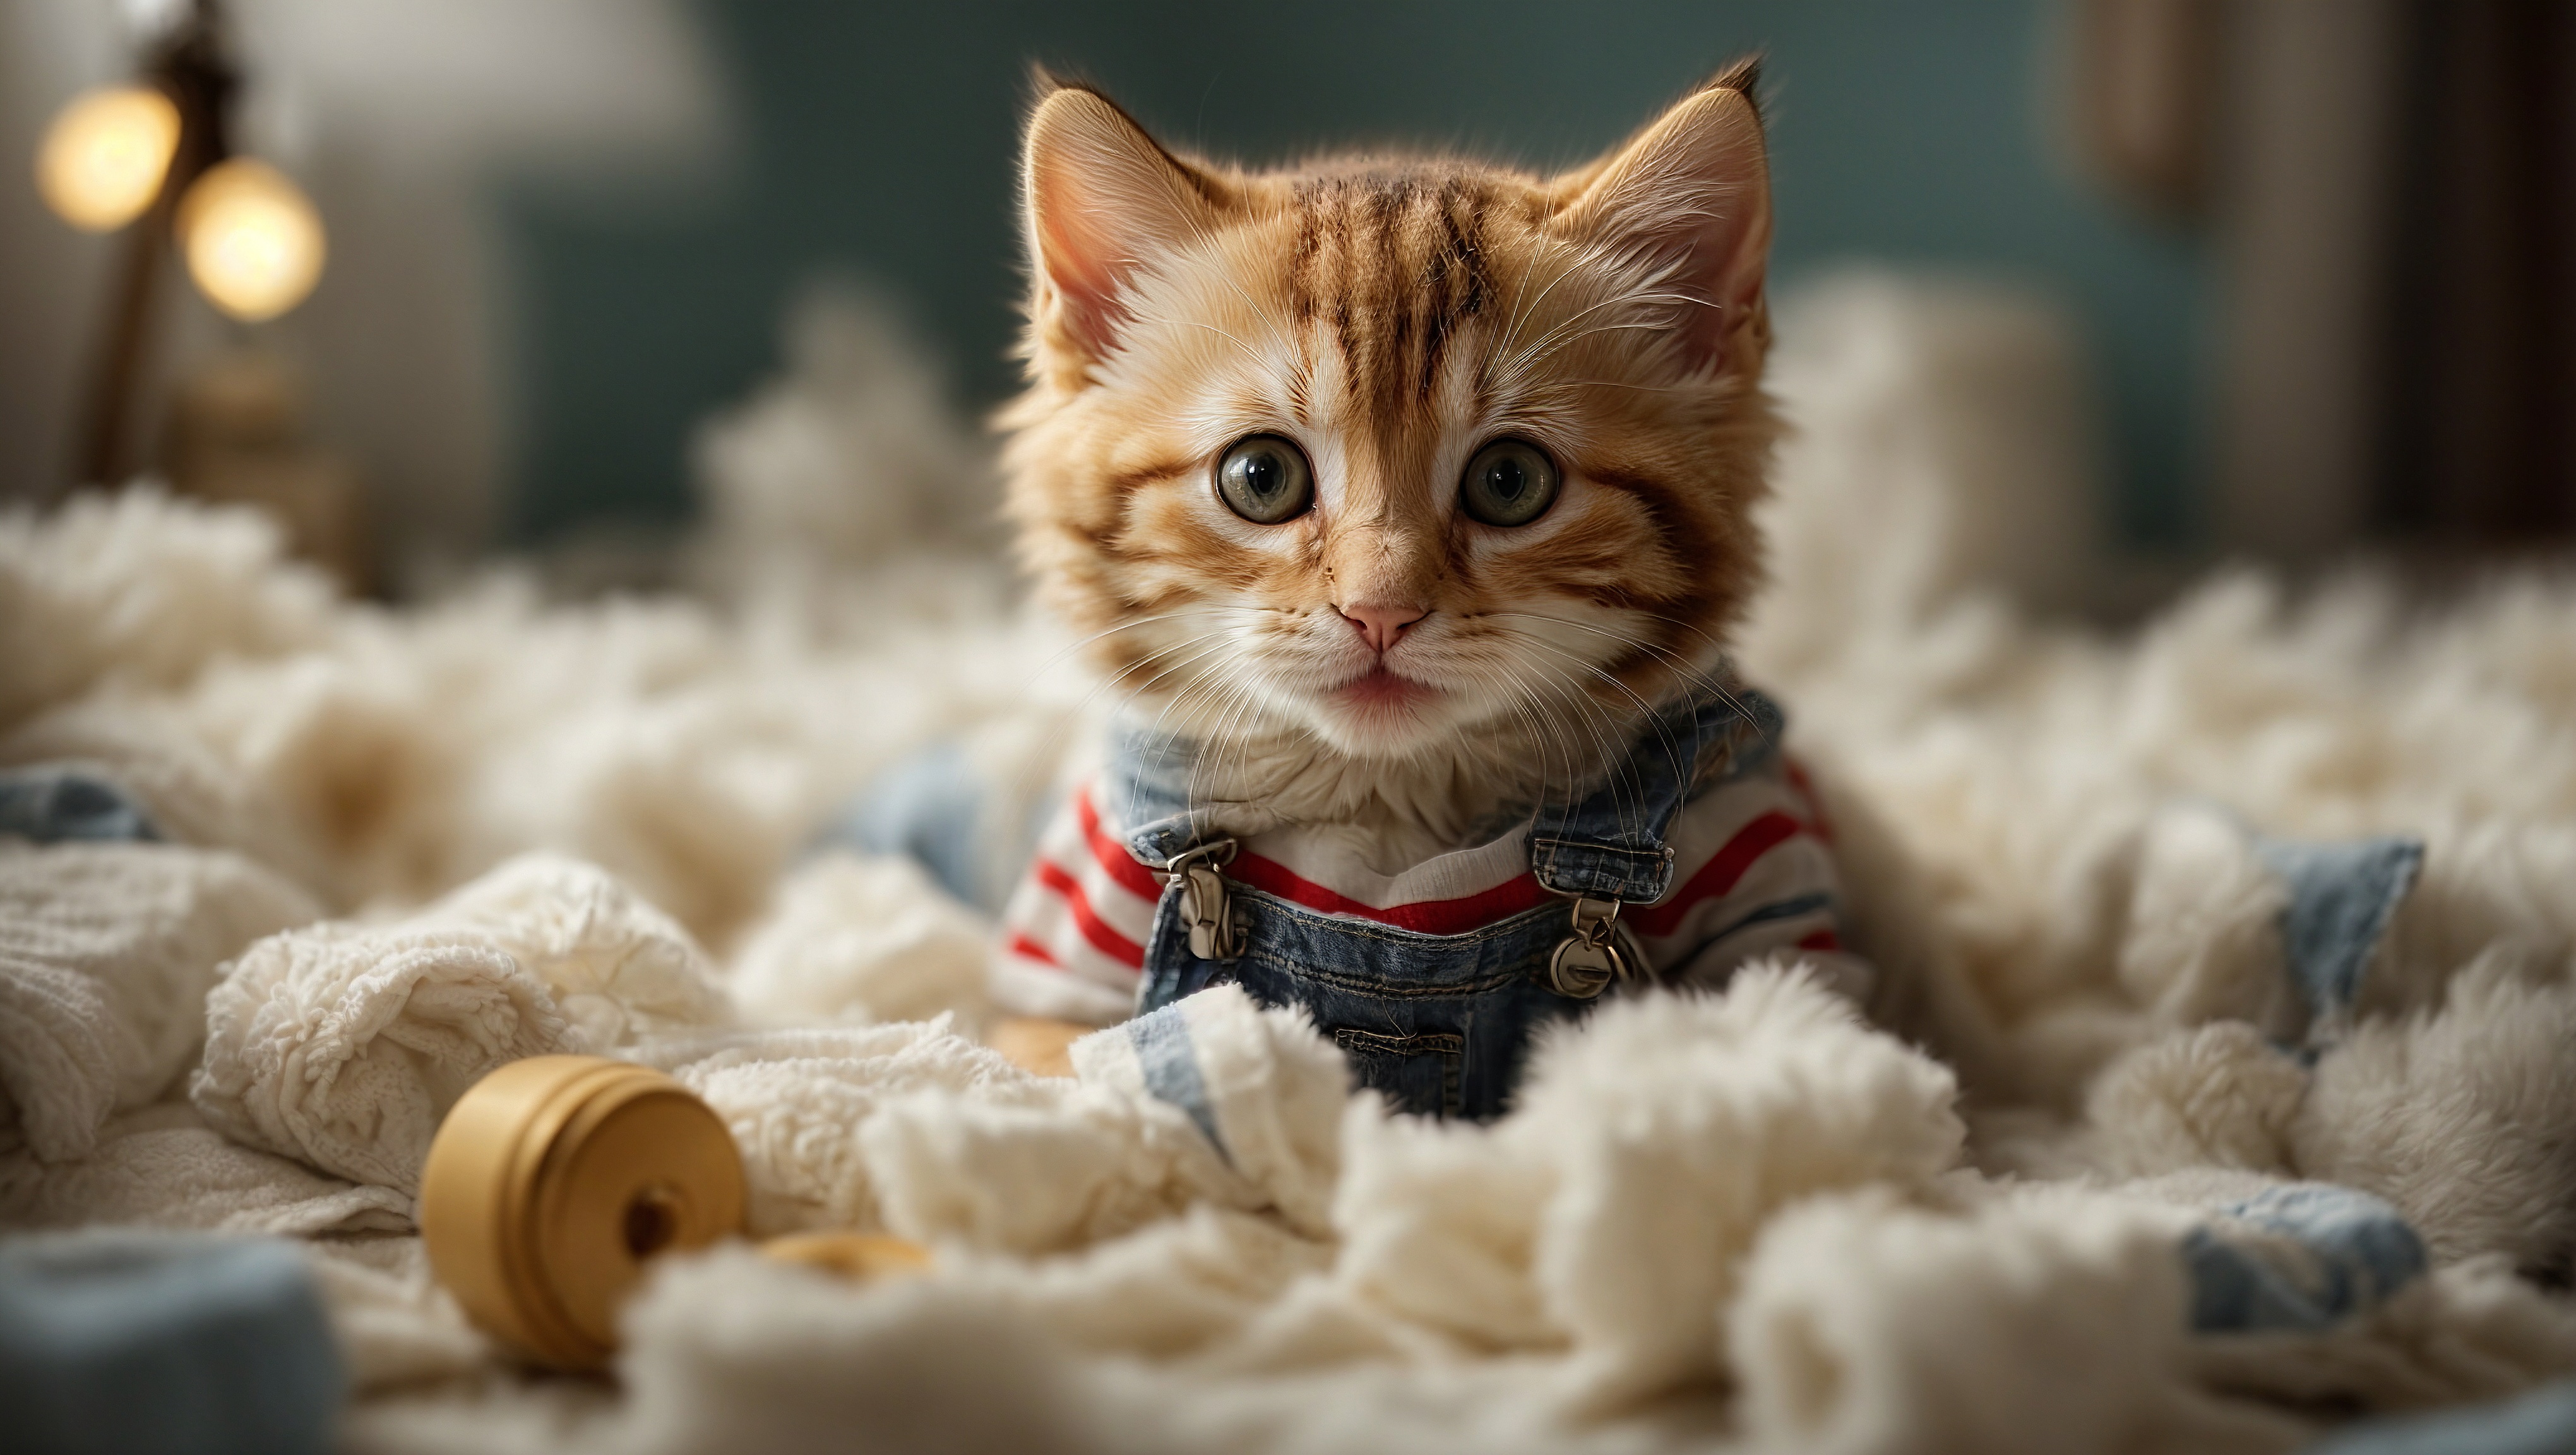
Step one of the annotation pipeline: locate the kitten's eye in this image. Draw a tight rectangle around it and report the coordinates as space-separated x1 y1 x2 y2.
1459 438 1559 527
1214 435 1315 525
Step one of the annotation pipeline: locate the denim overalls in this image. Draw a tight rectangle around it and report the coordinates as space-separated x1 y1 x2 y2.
1117 688 1783 1119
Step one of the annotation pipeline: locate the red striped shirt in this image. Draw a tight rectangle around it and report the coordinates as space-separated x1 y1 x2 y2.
995 751 1856 1021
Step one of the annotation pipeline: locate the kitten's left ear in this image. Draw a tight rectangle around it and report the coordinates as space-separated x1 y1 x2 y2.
1553 61 1773 377
1022 80 1225 376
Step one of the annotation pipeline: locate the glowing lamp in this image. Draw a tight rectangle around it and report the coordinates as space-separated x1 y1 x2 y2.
37 85 182 231
41 1 335 489
177 157 325 321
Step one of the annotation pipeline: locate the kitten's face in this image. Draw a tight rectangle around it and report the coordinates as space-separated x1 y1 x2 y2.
1004 69 1777 772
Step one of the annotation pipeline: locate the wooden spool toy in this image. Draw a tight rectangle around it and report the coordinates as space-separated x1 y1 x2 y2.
419 1054 926 1372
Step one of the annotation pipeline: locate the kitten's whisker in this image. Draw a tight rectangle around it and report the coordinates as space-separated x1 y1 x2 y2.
1130 666 1251 822
1487 247 1597 389
1089 633 1239 728
1116 639 1241 722
1496 290 1692 378
1172 678 1250 818
1015 625 1236 839
1498 320 1676 385
1490 234 1655 359
1520 378 1691 397
1621 612 1765 726
1449 657 1564 820
1494 626 1692 808
1454 659 1580 825
1029 608 1234 680
1488 609 1766 753
1079 626 1232 698
1184 671 1270 817
1179 320 1265 363
999 613 1245 822
1212 686 1292 819
1486 610 1737 712
1484 611 1729 697
1170 203 1298 355
1490 243 1561 361
1498 652 1650 843
1127 636 1297 792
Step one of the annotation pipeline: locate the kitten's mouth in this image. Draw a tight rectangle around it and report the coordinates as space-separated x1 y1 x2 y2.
1333 666 1436 711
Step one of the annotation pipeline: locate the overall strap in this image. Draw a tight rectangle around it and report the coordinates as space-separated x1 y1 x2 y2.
1109 721 1232 869
1525 686 1784 903
1110 723 1259 965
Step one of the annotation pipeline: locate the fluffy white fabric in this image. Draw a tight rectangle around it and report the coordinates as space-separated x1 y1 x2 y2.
190 853 728 1194
2293 954 2576 1270
3 500 1056 942
429 851 729 1046
191 922 568 1193
1063 986 1349 1240
0 712 341 896
1325 968 1964 1408
0 488 337 733
1729 1185 2305 1455
0 1102 409 1236
727 851 993 1033
8 275 2576 1453
0 841 321 1160
616 985 1342 1251
688 284 1005 614
635 1020 1042 1238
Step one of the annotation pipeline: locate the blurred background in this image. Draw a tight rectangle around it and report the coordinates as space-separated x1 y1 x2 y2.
2 0 2568 601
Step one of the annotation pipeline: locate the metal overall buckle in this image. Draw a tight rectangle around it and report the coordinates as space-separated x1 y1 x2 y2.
1162 839 1244 961
1546 894 1637 999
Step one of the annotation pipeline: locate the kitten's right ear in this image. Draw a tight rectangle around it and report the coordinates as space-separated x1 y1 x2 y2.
1551 60 1772 378
1022 81 1220 371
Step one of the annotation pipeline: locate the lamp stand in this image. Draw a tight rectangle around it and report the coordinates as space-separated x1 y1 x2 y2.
71 0 234 493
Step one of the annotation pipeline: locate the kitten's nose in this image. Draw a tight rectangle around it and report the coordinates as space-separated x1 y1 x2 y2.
1339 602 1427 654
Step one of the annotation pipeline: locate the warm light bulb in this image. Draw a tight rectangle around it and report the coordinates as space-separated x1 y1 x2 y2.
177 158 326 321
36 85 181 231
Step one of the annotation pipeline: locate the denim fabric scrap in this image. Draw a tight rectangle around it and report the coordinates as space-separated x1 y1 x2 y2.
0 1231 342 1455
1126 998 1227 1159
2253 833 2424 1036
2183 1183 2428 1334
2303 1379 2576 1455
0 765 160 845
814 739 989 909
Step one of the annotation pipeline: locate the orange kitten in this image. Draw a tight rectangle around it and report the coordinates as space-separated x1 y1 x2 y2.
1003 61 1779 857
986 64 1860 1117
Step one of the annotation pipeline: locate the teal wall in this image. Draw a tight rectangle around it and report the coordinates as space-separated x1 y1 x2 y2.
503 0 2205 546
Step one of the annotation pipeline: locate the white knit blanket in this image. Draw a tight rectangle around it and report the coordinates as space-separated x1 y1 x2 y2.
5 276 2576 1454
